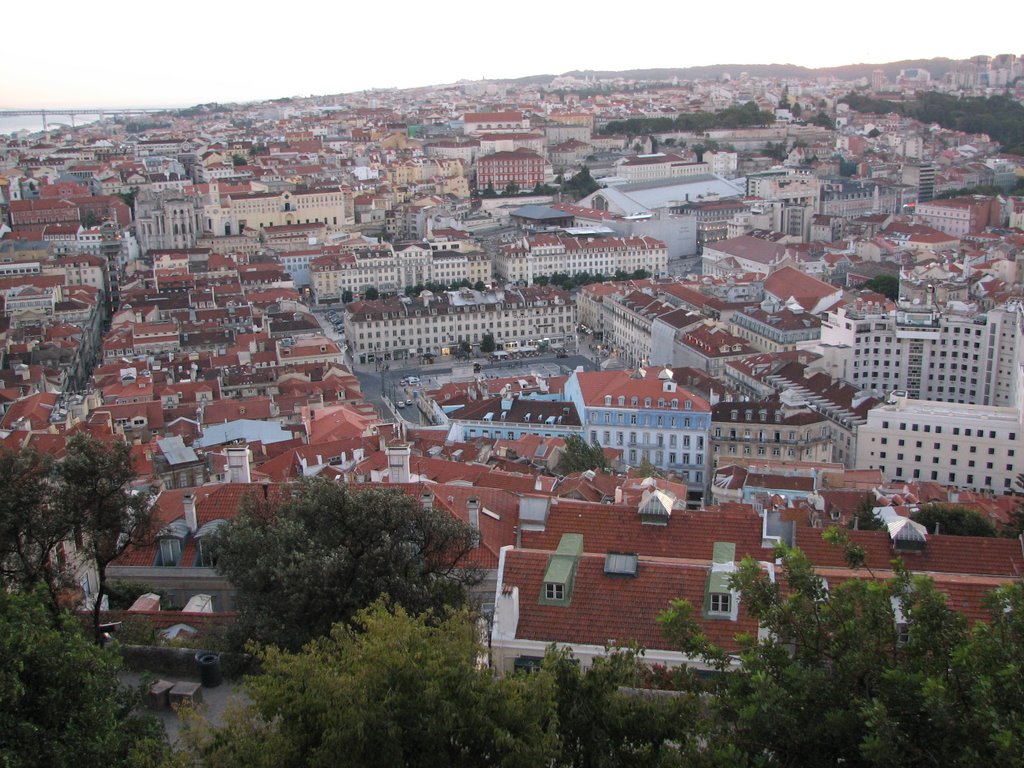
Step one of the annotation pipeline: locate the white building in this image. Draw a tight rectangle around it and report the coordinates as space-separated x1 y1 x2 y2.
495 233 667 284
856 393 1024 493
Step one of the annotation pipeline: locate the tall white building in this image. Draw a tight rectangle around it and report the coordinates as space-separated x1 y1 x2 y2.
856 393 1024 493
817 300 1024 407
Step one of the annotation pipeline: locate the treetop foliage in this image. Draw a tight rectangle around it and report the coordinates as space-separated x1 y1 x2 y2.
210 479 481 651
600 101 776 137
840 91 1024 155
557 434 610 475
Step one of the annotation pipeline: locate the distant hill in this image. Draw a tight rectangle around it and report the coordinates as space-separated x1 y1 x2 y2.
496 58 959 86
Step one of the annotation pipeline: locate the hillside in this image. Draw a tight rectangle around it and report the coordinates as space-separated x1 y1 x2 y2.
497 58 959 85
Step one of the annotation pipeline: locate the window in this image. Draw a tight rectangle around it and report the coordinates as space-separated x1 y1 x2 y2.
544 583 564 601
709 593 731 614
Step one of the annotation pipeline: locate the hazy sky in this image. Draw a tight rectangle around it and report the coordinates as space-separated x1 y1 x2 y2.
2 0 1021 108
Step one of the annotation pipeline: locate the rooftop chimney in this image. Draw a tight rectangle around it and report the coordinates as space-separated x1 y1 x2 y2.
226 445 252 484
467 496 480 530
183 493 197 533
387 444 412 484
420 489 434 511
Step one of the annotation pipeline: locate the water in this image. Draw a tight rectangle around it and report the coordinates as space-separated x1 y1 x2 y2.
0 114 102 137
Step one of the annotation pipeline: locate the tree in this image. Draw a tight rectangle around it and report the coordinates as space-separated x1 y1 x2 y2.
810 112 835 130
473 280 486 291
557 434 610 475
659 534 1024 767
0 588 168 768
341 289 354 303
178 601 559 768
562 166 600 200
0 435 153 639
544 646 703 767
635 457 662 478
210 480 481 651
849 492 886 531
231 154 247 166
911 503 998 537
502 182 520 196
860 273 900 300
791 102 802 118
115 186 139 210
55 434 154 643
479 333 496 354
363 286 379 301
0 446 72 619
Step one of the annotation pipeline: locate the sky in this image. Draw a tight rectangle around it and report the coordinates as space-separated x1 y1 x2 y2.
2 0 1022 109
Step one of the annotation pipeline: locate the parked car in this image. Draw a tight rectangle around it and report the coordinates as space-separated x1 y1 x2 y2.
406 376 421 385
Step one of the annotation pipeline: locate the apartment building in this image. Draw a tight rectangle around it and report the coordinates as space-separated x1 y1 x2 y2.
476 150 545 191
344 286 575 363
208 186 348 236
494 233 667 284
711 396 832 467
856 394 1024 493
310 245 492 303
818 299 1023 406
613 154 711 183
914 196 1003 237
564 367 712 505
729 305 822 352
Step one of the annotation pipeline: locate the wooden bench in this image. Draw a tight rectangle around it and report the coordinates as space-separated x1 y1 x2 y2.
169 681 203 707
145 679 174 711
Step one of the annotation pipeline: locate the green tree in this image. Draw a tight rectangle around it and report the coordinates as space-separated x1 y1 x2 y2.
0 446 72 619
363 286 379 301
557 434 610 475
562 166 600 200
0 589 168 768
55 434 155 643
911 503 998 537
115 186 140 210
473 280 486 291
810 112 835 130
178 601 559 768
635 457 662 478
340 289 353 303
848 492 886 531
659 534 1024 767
791 102 802 118
231 154 247 166
0 435 154 639
210 481 481 651
861 273 900 300
480 333 496 354
544 646 704 767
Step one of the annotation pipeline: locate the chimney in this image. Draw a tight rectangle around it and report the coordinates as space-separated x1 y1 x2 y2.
226 445 252 484
183 493 197 533
468 496 480 530
387 444 412 484
614 486 623 504
420 489 434 510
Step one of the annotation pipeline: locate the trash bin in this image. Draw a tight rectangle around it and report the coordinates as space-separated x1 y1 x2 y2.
195 651 222 688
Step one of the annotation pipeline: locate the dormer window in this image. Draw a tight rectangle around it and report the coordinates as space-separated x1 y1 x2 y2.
684 400 692 410
605 395 612 406
544 583 564 601
709 593 732 614
631 396 639 406
618 396 625 406
158 538 182 567
671 399 679 409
